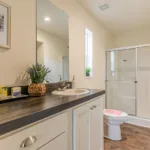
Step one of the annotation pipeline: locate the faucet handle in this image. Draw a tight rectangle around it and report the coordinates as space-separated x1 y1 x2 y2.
67 84 70 88
62 83 70 91
61 81 66 87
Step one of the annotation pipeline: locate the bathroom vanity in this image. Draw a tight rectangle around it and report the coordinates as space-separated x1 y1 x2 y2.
0 89 105 150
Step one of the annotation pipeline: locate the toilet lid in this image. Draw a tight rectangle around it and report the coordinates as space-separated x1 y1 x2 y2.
103 109 128 118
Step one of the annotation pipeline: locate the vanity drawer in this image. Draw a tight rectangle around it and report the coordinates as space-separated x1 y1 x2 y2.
0 112 68 150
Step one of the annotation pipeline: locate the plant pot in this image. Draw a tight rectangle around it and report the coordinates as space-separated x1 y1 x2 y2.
86 72 90 77
28 83 46 96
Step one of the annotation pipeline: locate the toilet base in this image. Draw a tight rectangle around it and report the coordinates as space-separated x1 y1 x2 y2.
104 122 122 141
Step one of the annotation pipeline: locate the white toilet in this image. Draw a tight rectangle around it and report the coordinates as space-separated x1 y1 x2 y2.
103 109 128 141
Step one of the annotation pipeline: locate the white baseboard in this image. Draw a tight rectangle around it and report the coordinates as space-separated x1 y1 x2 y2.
126 115 150 128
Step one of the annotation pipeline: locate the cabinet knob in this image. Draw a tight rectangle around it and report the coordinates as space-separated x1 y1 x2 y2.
20 136 37 148
93 105 97 108
90 107 94 110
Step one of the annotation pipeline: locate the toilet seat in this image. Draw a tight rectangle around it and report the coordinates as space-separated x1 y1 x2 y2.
103 109 128 119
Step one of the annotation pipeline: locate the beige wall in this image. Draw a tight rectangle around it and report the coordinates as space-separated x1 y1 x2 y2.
50 0 113 89
0 0 36 86
114 27 150 48
0 0 113 89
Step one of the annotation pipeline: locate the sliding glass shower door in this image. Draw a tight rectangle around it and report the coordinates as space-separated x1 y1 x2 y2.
137 47 150 119
106 49 136 115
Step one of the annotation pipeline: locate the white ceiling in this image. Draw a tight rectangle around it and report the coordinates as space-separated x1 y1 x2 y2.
37 0 69 41
77 0 150 34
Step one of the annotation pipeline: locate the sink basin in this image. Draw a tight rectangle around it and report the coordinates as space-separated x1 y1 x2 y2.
52 89 90 96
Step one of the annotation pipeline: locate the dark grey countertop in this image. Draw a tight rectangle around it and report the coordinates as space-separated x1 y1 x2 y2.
0 89 105 136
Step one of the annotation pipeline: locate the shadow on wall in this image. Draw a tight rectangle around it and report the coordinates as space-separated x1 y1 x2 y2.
13 73 30 86
0 48 9 55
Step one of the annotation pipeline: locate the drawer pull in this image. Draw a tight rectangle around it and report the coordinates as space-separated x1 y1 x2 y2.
20 136 37 148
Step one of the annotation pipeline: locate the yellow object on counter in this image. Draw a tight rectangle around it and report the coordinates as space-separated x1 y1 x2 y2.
0 86 8 99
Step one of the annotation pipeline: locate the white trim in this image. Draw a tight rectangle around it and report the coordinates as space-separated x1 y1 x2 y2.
108 44 150 52
126 115 150 128
84 27 93 78
85 77 93 79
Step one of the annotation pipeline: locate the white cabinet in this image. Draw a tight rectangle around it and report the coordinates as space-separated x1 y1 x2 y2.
39 132 67 150
0 113 68 150
73 101 91 150
73 96 104 150
90 100 104 150
0 95 104 150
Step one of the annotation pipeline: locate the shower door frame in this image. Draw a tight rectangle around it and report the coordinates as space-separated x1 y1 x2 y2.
105 44 150 116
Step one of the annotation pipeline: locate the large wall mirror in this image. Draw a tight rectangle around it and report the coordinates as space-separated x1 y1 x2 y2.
37 0 69 83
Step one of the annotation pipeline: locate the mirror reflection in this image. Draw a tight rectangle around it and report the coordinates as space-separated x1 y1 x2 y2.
37 0 69 83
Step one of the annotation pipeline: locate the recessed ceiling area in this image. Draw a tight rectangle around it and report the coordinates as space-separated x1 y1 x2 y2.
77 0 150 34
37 0 69 41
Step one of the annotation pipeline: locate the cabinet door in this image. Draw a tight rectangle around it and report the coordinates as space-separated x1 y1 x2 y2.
90 98 104 150
38 132 67 150
73 96 104 150
73 104 91 150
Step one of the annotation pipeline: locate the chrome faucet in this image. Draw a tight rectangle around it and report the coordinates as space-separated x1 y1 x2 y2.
57 81 70 91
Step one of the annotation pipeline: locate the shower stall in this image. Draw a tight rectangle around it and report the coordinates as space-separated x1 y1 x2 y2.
106 44 150 120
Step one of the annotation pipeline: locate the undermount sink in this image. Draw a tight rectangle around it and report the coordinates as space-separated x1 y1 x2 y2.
52 89 90 96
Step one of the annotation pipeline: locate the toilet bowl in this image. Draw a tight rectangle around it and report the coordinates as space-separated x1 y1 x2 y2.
103 109 128 141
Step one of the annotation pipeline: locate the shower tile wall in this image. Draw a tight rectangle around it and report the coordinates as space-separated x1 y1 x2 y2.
106 49 136 115
137 47 150 119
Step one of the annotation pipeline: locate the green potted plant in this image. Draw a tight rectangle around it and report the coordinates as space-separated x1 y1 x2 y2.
85 67 91 77
26 64 51 96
